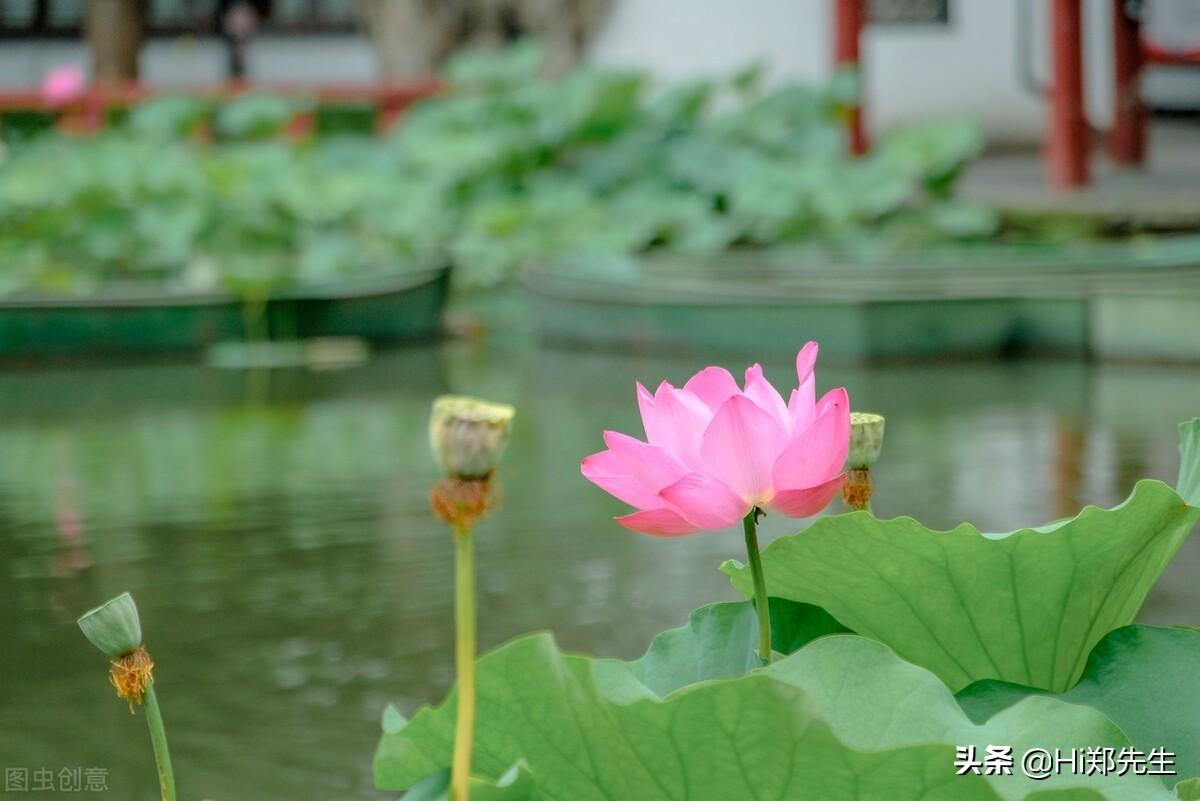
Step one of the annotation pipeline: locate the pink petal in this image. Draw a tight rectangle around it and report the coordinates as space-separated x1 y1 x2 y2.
659 473 750 530
640 382 710 467
816 386 848 418
699 395 788 504
743 364 791 432
787 382 815 433
683 366 742 412
766 474 846 518
602 430 689 492
636 382 656 440
772 387 851 490
787 342 820 433
581 449 661 510
796 341 819 382
615 508 699 537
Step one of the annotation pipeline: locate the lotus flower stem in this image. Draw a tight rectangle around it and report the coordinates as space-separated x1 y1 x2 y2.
427 394 514 801
451 523 477 801
742 508 772 663
142 682 177 801
77 593 176 801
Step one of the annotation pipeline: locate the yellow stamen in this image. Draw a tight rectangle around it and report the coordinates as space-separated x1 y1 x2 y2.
109 646 155 712
431 476 499 530
843 468 873 511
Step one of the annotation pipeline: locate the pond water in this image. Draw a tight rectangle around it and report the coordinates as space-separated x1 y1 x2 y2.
1 340 1198 800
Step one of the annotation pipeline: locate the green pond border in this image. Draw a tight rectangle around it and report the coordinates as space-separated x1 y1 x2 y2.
0 267 449 359
523 235 1200 363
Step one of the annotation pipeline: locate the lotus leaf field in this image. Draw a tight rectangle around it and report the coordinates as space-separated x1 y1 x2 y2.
0 42 993 299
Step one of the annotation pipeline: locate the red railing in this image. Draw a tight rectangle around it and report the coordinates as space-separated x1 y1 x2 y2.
0 80 440 135
1143 40 1200 66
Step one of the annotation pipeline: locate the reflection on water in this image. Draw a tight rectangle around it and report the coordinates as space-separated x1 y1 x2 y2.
1 342 1198 800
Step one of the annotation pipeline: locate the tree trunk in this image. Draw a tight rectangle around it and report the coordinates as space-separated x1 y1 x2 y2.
354 0 459 80
354 0 612 80
85 0 146 86
509 0 612 74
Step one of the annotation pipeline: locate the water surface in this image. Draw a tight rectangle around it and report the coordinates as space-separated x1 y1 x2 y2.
1 341 1197 800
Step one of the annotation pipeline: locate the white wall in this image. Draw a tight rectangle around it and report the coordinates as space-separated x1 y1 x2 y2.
586 0 830 84
588 0 1130 145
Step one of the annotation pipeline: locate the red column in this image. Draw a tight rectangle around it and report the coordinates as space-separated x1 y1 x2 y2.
1047 0 1090 187
834 0 868 155
1110 0 1146 165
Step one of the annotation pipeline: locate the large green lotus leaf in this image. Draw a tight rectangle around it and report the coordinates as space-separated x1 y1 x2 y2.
613 597 848 697
958 625 1200 784
724 420 1200 693
376 632 1173 800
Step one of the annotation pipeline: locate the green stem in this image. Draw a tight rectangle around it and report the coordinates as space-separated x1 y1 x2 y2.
451 524 476 801
142 681 176 801
742 509 772 663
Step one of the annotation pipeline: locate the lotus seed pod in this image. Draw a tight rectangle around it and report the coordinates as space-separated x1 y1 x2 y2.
78 592 143 659
847 412 885 470
429 395 515 480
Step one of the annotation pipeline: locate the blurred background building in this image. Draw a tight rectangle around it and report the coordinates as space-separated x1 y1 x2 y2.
2 0 1198 145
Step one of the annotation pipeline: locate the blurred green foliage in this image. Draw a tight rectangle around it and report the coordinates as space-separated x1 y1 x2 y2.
0 133 445 299
0 41 993 297
388 43 993 286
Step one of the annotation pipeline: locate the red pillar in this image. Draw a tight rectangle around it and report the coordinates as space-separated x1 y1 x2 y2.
1110 0 1146 165
1047 0 1090 188
834 0 868 155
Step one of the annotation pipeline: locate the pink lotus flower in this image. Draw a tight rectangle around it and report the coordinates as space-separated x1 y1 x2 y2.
41 65 86 107
582 342 851 536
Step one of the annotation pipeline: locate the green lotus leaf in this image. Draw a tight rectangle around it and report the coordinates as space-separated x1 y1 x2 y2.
403 763 535 801
1177 418 1200 506
958 624 1200 784
127 95 211 140
213 94 300 141
375 630 1174 800
445 39 547 90
1176 778 1200 800
724 419 1200 693
611 597 848 697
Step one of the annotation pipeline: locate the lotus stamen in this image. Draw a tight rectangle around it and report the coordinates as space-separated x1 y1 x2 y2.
110 646 155 711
